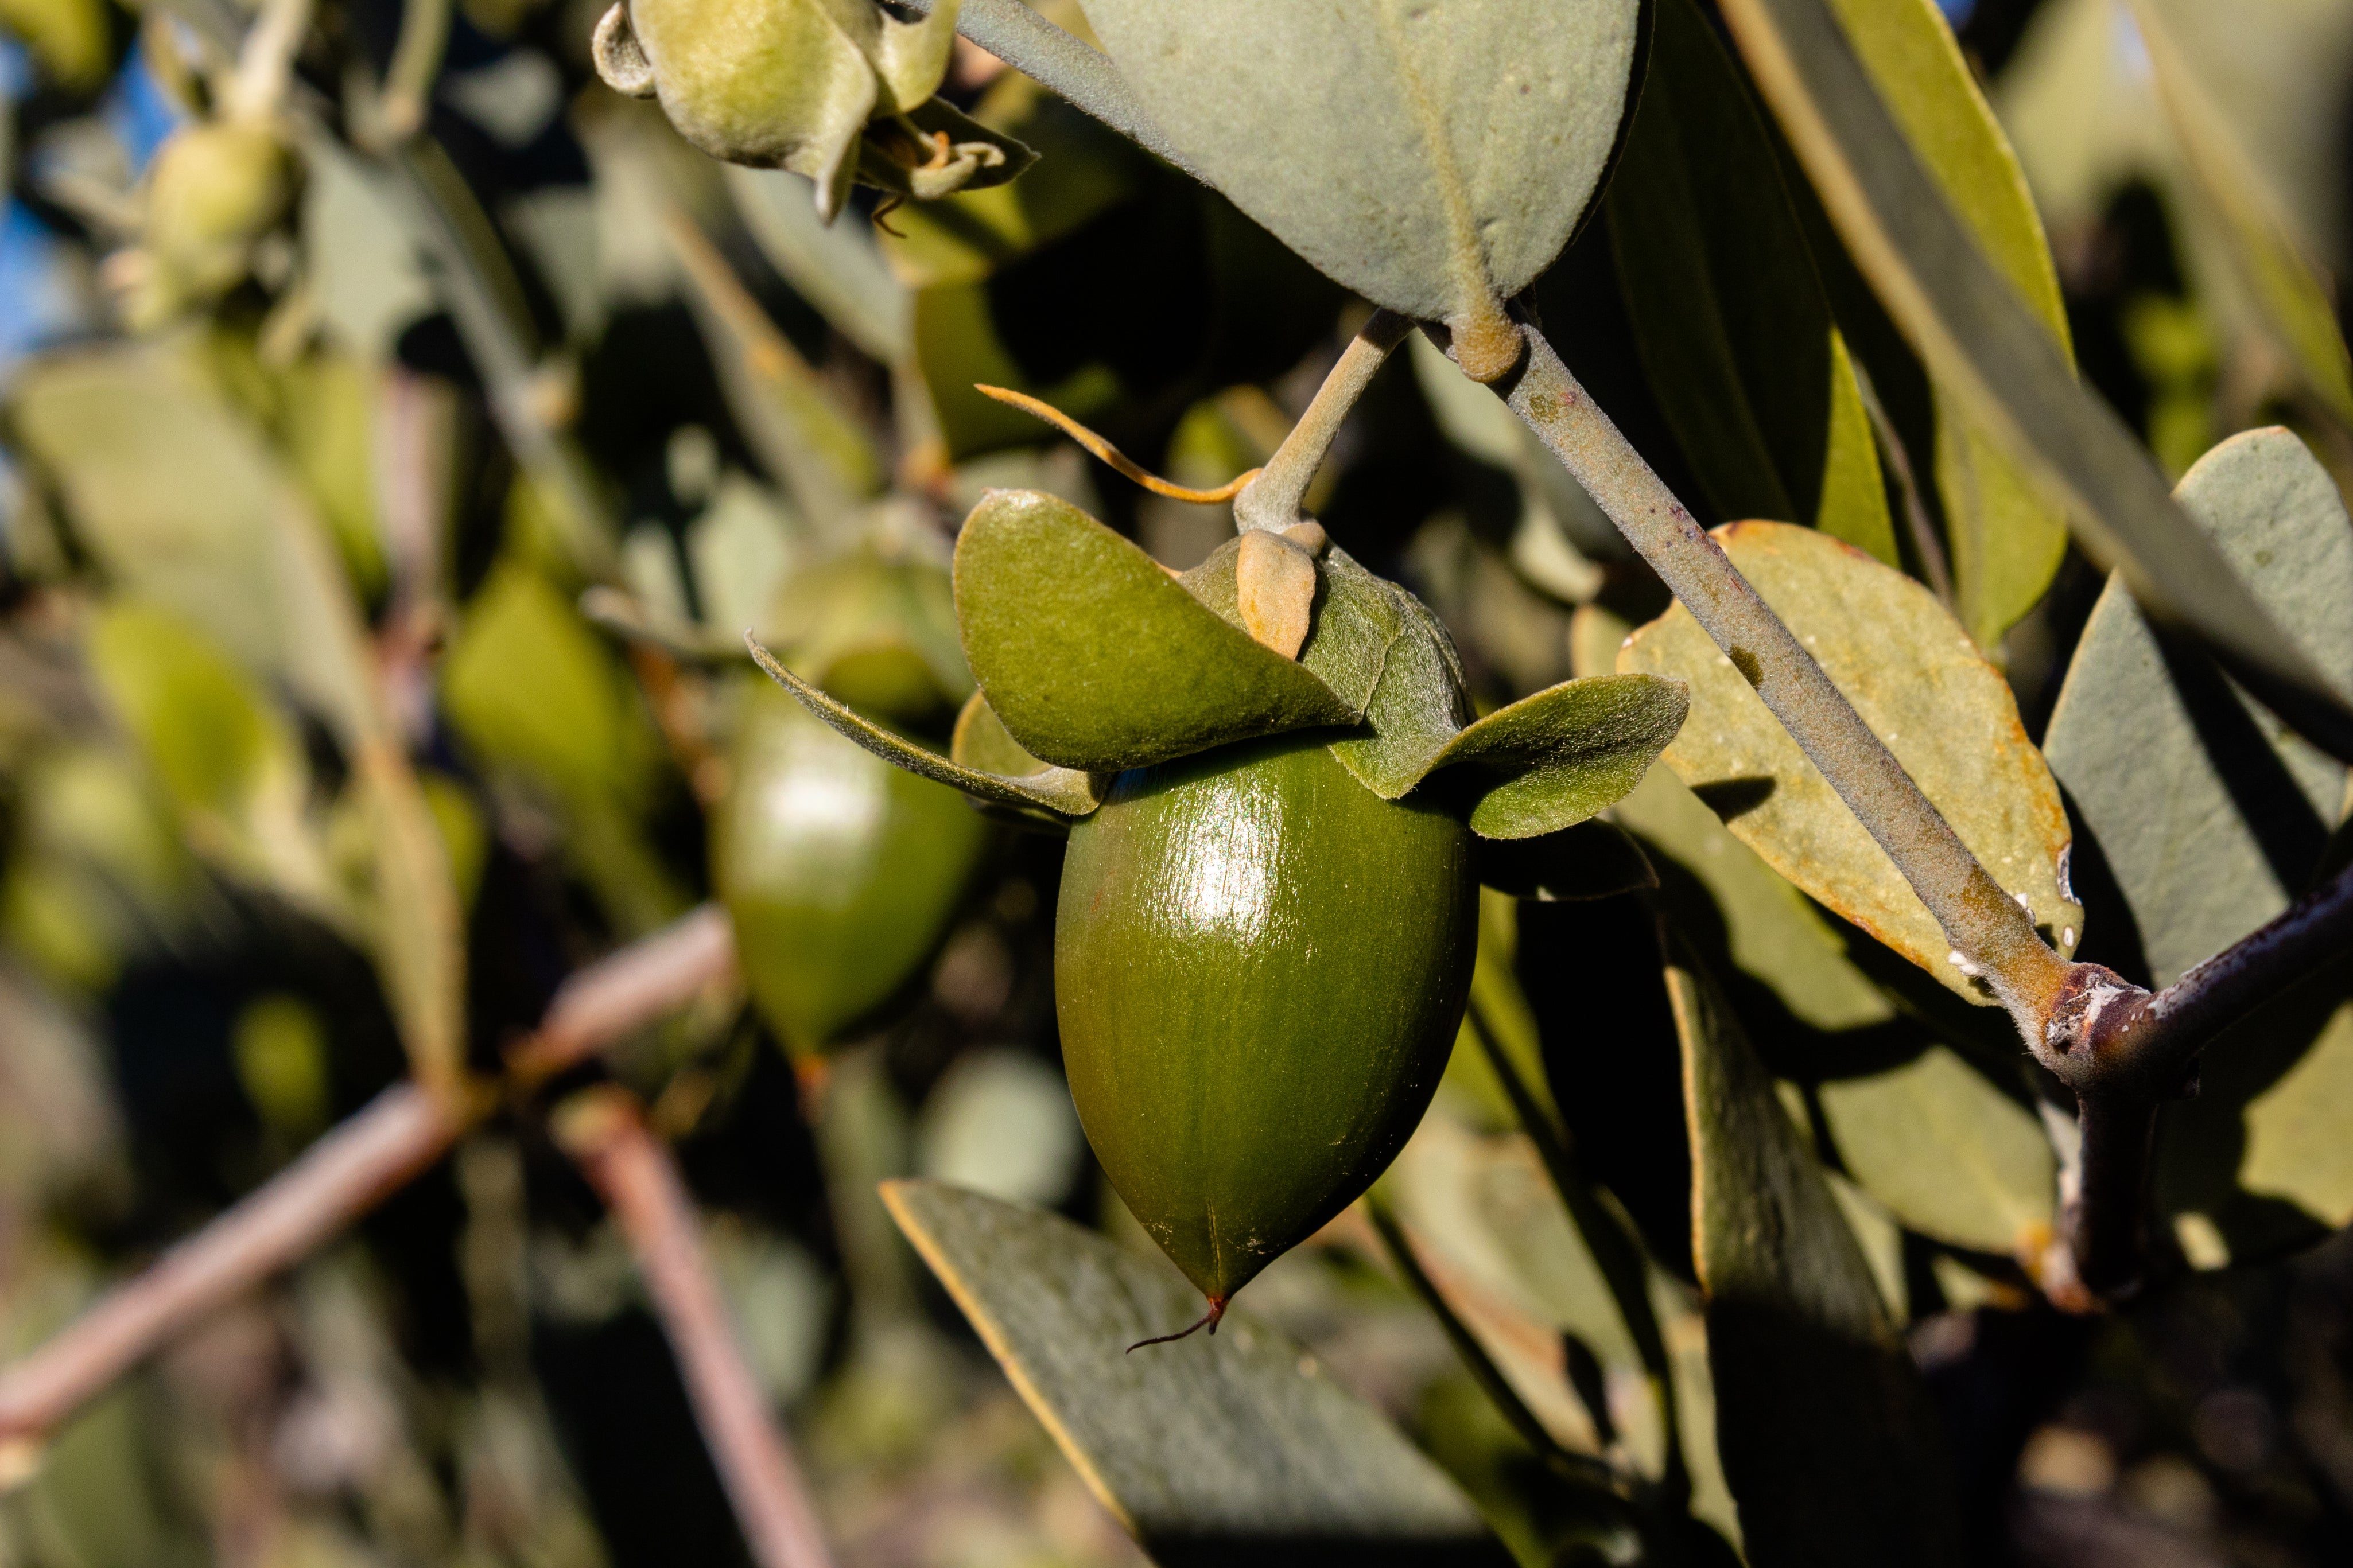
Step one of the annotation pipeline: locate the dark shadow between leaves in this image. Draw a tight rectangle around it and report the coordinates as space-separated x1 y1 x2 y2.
2153 627 2333 892
1689 774 1776 822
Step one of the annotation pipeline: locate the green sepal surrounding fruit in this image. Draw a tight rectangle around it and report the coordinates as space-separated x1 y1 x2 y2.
953 489 1358 772
593 0 1010 219
762 536 972 726
1182 532 1476 798
134 121 300 326
1057 732 1477 1306
947 691 1106 831
749 640 1105 820
1423 675 1692 841
714 674 990 1060
1476 817 1657 903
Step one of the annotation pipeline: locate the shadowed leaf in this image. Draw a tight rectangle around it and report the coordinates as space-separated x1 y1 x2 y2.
1427 676 1689 841
1818 1046 2056 1257
751 641 1103 818
1669 940 1964 1567
882 1179 1513 1568
953 489 1355 771
1608 0 1894 563
1621 521 2080 1003
2046 429 2353 987
1075 0 1643 371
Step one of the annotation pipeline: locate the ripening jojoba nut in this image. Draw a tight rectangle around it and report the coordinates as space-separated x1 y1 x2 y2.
142 120 296 301
1054 730 1477 1322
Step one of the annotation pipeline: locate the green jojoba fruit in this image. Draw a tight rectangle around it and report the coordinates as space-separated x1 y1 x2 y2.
714 676 989 1063
137 120 297 320
1057 730 1477 1333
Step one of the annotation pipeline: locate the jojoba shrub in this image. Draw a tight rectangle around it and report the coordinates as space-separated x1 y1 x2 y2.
2 0 2352 1565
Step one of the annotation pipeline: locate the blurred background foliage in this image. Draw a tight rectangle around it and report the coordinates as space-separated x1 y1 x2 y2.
1 0 2351 1565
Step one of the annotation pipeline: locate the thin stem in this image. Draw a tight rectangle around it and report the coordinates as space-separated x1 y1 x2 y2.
1233 310 1414 532
555 1090 838 1568
378 0 452 143
0 1086 459 1455
1467 1001 1686 1505
0 908 736 1450
1365 1197 1624 1496
1490 318 2070 1030
898 0 1200 181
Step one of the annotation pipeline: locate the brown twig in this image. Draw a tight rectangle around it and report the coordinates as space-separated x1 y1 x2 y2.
0 906 737 1455
553 1088 838 1568
2037 859 2353 1294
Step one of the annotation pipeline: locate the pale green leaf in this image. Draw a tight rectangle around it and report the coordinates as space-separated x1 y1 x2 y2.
882 1178 1511 1566
754 644 1104 819
1668 941 1963 1567
1075 0 1641 361
953 489 1355 771
1620 521 2081 1003
727 163 909 361
1818 1046 2055 1257
1607 0 1894 563
1427 675 1689 841
2045 429 2353 987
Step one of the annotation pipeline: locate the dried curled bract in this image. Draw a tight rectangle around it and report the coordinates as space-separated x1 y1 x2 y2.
592 0 1031 220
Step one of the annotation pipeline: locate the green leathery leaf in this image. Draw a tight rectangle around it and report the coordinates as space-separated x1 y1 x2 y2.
1823 0 2073 648
1074 0 1643 370
1620 522 2080 1003
2045 429 2353 988
715 677 991 1059
1817 1045 2055 1258
1668 940 1964 1567
953 489 1356 772
86 602 339 923
2126 0 2353 430
1606 0 1894 564
726 164 909 363
751 641 1105 819
882 1180 1511 1567
1719 0 2353 754
1423 675 1690 841
1477 818 1656 902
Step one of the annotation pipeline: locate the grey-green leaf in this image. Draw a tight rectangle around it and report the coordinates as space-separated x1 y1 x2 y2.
1607 0 1896 563
1426 675 1690 841
954 489 1356 772
1668 941 1964 1567
750 639 1101 818
1818 1045 2056 1258
882 1179 1512 1567
1074 0 1643 370
2045 428 2353 988
1620 520 2081 1002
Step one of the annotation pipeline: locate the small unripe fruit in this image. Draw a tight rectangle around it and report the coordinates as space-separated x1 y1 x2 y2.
716 678 988 1061
141 120 296 305
1056 732 1477 1321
